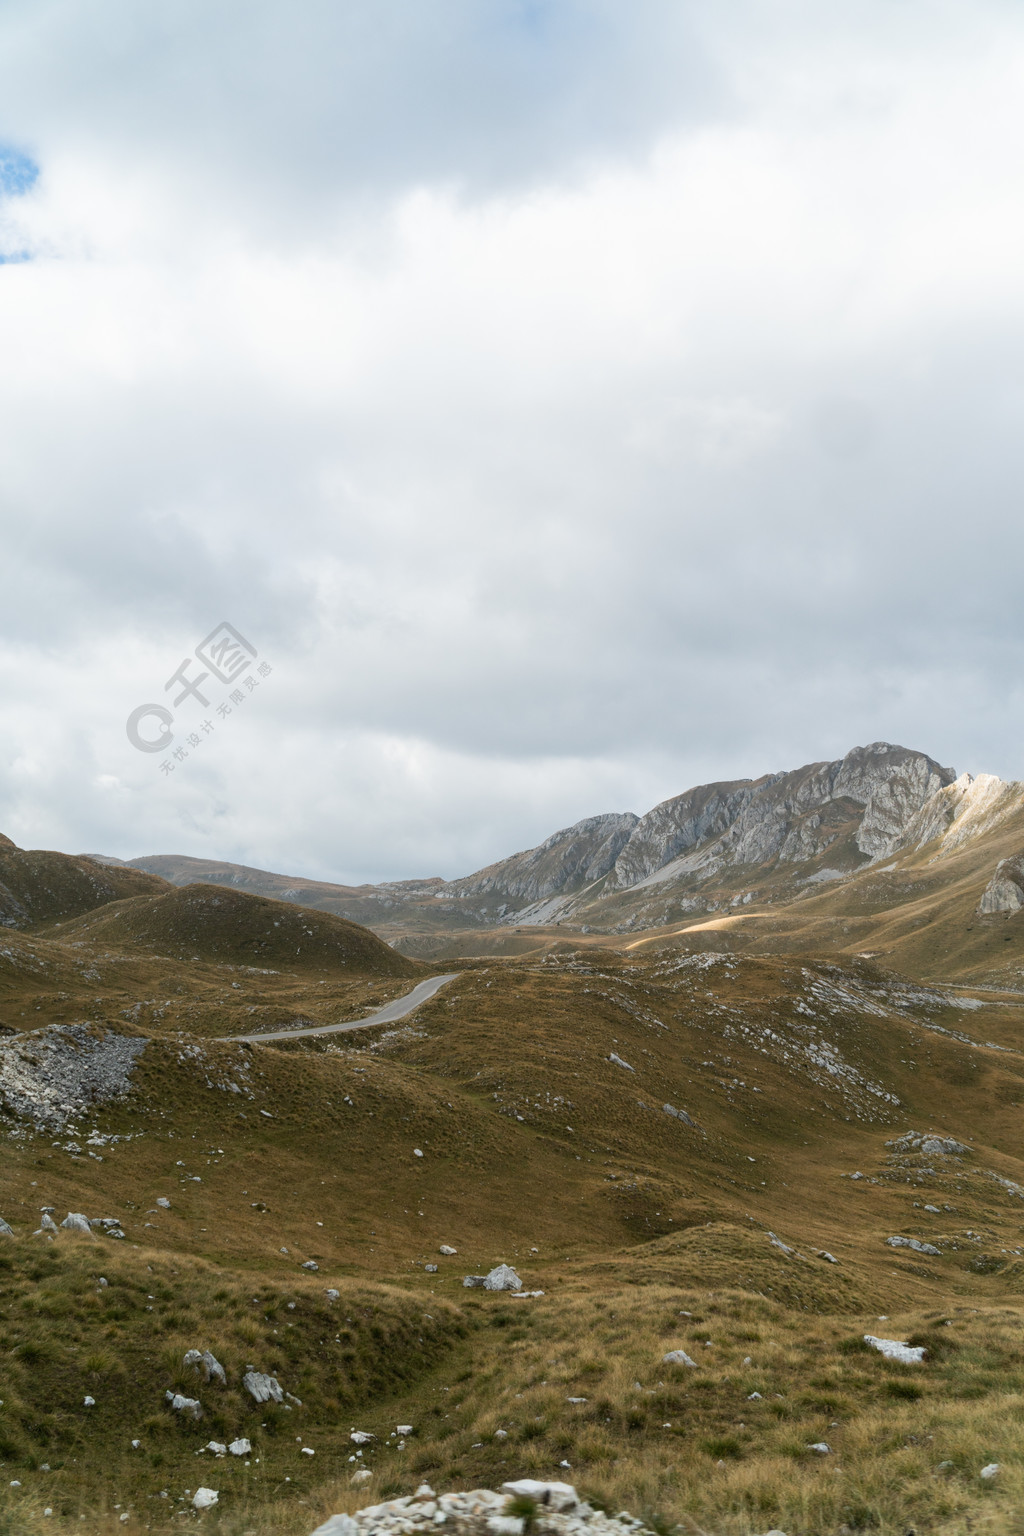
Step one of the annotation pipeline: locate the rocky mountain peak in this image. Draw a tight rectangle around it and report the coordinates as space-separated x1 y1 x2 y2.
605 742 956 892
447 812 639 905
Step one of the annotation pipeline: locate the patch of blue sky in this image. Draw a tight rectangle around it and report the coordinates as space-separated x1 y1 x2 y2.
0 146 39 198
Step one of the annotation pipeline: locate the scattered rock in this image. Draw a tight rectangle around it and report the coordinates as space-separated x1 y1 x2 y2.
483 1264 522 1292
302 1260 319 1271
396 1425 414 1436
205 1443 227 1457
980 1463 1000 1480
0 1024 146 1133
36 1214 59 1236
156 1197 171 1209
242 1371 283 1405
767 1232 794 1255
807 1442 831 1454
439 1245 457 1255
302 1446 315 1456
83 1396 95 1408
463 1276 487 1288
229 1439 251 1457
863 1335 926 1364
747 1392 762 1400
886 1236 941 1256
192 1488 218 1510
326 1288 340 1301
183 1350 226 1386
61 1213 93 1235
663 1350 698 1367
817 1251 838 1264
0 1215 12 1236
350 1468 373 1485
165 1392 202 1420
350 1431 375 1445
413 1149 424 1158
609 1053 634 1072
308 1482 664 1536
662 1103 694 1126
888 1131 968 1157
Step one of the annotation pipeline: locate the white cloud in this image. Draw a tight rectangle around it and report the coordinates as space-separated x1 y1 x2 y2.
1 3 1024 879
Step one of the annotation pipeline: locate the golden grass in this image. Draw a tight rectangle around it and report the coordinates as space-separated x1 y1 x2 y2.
6 894 1024 1532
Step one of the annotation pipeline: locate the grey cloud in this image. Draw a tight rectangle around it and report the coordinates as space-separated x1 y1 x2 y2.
1 3 1024 881
0 0 721 213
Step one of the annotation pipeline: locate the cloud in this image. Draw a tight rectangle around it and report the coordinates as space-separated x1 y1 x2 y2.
1 3 1024 880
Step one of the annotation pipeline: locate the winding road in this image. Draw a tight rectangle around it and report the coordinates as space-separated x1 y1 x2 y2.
229 973 460 1044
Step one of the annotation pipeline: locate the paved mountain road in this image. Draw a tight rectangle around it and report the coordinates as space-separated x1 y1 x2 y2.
228 973 461 1044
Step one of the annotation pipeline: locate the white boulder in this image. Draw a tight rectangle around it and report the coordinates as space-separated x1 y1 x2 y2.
165 1391 202 1420
192 1488 218 1510
229 1438 251 1456
663 1350 698 1367
501 1480 579 1512
310 1518 359 1536
242 1370 283 1404
863 1335 926 1363
183 1350 226 1386
483 1264 522 1291
886 1236 941 1256
61 1213 93 1235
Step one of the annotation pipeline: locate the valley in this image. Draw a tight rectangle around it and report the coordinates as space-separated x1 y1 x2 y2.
4 745 1024 1534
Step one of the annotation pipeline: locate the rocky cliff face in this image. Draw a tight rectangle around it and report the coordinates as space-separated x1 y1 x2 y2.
605 743 955 892
447 813 640 904
434 743 957 918
978 855 1024 914
888 772 1024 860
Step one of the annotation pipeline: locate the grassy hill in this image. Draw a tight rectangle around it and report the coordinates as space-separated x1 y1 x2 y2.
0 838 168 929
6 822 1024 1532
53 884 419 977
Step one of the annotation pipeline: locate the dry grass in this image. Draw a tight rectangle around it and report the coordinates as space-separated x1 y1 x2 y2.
5 880 1024 1533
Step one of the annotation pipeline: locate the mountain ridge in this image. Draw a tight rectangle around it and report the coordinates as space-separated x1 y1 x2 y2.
84 740 958 923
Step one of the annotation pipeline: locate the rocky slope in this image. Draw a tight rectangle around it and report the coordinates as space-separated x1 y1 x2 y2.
0 836 167 930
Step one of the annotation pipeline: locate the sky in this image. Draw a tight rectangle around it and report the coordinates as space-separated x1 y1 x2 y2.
2 1 1024 883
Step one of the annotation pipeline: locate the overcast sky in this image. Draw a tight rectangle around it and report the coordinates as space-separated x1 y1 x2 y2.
2 1 1024 883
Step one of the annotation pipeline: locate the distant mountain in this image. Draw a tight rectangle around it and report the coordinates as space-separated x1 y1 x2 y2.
82 742 966 937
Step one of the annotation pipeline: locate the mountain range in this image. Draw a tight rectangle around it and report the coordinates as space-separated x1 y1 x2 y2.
86 742 1024 982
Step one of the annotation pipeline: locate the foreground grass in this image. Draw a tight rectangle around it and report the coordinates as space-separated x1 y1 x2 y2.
4 1244 1024 1535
